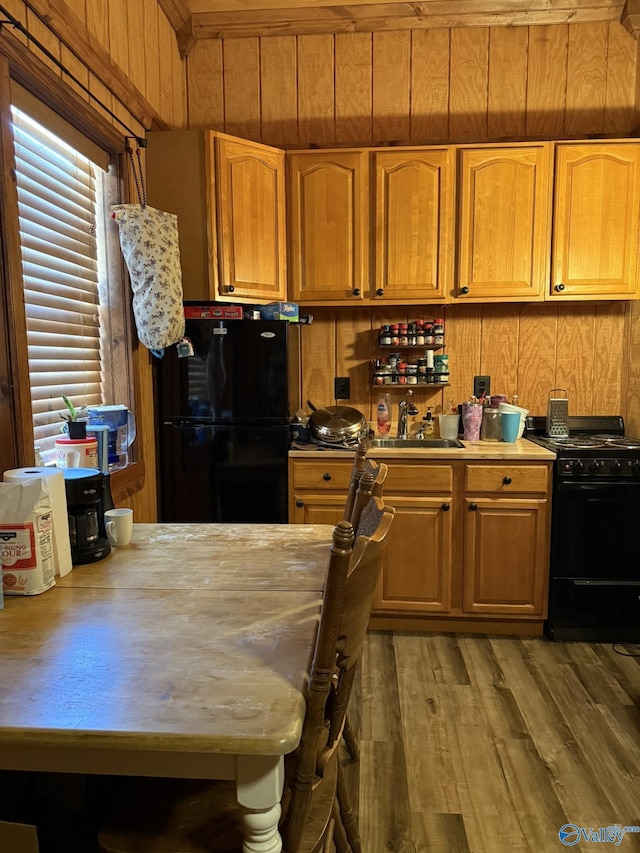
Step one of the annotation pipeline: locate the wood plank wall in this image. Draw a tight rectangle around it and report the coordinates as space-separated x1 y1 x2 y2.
304 303 629 424
0 0 186 521
185 21 640 428
185 22 638 144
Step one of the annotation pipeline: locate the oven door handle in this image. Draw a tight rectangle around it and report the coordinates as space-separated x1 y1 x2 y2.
572 579 640 586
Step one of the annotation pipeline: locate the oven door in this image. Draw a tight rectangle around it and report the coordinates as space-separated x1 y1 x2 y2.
547 577 640 642
550 478 640 581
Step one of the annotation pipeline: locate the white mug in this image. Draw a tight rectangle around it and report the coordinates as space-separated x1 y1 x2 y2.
104 508 133 547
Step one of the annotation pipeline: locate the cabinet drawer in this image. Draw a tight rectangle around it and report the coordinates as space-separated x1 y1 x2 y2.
464 464 549 494
291 461 353 490
382 463 454 494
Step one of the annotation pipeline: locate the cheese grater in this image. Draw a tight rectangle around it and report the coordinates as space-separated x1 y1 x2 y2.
546 389 569 437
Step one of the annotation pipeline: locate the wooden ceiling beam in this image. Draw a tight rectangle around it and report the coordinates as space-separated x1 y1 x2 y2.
176 18 197 58
191 0 625 39
621 0 640 36
158 0 193 32
188 0 618 11
21 0 169 130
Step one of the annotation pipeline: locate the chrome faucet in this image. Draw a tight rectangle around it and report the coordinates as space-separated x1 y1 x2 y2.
397 390 419 439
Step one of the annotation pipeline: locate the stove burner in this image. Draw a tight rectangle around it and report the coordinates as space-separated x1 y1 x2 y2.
550 437 603 449
603 438 640 449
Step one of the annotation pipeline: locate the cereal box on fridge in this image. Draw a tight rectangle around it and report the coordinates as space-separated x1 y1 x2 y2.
0 479 56 595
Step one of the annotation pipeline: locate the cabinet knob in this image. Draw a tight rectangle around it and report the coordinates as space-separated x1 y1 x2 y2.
502 476 512 485
555 283 565 292
376 288 384 297
469 502 477 511
352 288 361 297
460 286 469 295
323 473 332 481
227 285 235 293
295 499 304 508
441 503 450 512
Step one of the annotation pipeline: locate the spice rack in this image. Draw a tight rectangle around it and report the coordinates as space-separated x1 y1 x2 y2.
372 320 450 388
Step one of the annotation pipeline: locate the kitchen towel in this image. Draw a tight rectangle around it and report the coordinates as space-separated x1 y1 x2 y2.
3 468 72 577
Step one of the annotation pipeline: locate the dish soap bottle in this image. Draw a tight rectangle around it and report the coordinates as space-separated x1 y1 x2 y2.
377 393 391 436
423 407 435 436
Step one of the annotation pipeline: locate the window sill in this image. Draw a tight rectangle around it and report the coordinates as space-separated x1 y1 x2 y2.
110 461 145 502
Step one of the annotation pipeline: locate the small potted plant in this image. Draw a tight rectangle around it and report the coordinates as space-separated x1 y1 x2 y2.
60 395 87 439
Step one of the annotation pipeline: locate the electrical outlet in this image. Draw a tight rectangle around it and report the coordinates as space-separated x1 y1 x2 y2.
473 375 491 399
334 377 350 400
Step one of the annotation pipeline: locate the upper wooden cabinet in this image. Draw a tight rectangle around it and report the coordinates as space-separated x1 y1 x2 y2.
287 150 369 303
146 130 286 304
287 147 452 304
454 144 552 302
550 143 640 301
373 149 453 303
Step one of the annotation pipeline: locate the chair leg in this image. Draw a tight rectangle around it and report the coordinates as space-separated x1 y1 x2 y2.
331 800 352 853
336 758 361 853
342 714 360 763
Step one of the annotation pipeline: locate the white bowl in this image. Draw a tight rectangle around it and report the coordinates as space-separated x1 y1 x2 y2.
498 402 528 439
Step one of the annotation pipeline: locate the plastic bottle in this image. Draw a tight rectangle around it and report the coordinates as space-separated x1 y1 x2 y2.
377 393 391 436
423 407 435 436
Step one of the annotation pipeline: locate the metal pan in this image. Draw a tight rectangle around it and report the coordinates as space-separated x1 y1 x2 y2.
307 401 369 446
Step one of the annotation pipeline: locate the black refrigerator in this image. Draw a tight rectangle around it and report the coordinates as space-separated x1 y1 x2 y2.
156 314 301 523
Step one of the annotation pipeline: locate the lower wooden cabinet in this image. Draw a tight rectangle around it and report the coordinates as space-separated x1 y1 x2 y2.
289 456 552 632
372 462 455 614
461 462 550 618
462 497 549 616
288 458 353 524
373 495 454 613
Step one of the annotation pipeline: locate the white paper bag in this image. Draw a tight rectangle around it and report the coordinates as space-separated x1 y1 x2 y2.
0 480 56 595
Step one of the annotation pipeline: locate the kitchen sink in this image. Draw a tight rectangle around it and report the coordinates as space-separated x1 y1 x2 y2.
371 437 465 449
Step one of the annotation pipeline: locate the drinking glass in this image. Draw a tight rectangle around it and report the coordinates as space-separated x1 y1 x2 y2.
461 402 483 442
438 414 460 440
501 412 521 443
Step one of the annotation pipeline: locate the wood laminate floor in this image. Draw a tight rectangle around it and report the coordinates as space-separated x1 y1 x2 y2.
353 631 640 853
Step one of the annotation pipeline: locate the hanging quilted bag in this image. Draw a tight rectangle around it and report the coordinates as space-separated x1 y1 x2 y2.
111 140 184 357
112 203 185 357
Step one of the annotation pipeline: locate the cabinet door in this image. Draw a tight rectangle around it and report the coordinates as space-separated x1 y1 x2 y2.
551 143 640 300
289 460 351 523
374 496 454 614
456 145 551 301
146 130 216 302
374 149 452 302
463 497 548 616
290 494 347 525
216 137 286 302
288 151 368 302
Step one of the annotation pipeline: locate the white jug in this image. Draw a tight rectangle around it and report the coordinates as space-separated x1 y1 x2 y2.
55 436 98 469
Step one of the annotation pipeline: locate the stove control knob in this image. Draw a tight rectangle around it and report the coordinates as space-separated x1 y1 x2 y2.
633 460 640 475
572 460 584 474
589 460 601 474
610 460 622 474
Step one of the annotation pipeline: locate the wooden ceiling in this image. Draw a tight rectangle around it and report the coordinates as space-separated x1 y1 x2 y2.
158 0 640 50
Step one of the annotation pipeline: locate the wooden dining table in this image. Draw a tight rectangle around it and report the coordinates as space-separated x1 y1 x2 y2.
0 522 334 853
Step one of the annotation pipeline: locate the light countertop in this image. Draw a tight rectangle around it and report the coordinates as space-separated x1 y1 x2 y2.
289 438 556 462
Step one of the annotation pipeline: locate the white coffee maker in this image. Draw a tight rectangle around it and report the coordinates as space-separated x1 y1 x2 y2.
86 405 136 471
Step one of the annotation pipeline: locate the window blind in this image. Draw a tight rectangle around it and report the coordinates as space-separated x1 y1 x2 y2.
11 106 105 451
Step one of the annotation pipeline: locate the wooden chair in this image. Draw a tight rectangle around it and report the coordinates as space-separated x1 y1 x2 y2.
98 505 395 853
343 440 387 530
340 446 388 767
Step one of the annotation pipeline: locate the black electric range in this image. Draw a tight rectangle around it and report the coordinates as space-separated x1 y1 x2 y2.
526 416 640 642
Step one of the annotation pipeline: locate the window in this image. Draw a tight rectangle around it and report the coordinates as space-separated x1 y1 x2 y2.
10 104 131 459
